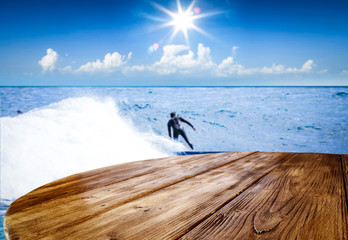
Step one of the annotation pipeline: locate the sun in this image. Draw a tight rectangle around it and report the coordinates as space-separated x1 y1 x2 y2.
171 11 194 32
152 0 215 44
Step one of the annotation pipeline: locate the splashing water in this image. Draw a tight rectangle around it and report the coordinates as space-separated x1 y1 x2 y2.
1 96 185 200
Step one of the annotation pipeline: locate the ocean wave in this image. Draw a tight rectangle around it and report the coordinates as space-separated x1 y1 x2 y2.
0 96 185 200
334 91 348 97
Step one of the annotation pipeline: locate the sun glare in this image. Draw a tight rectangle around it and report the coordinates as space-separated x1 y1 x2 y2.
171 11 194 31
152 0 216 44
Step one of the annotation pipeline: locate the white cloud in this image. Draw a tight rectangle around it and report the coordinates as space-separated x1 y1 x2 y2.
232 46 239 55
132 43 215 75
197 43 215 67
42 44 327 79
38 48 58 72
136 44 318 78
123 65 146 75
260 64 286 74
216 57 258 76
260 60 314 74
300 59 314 72
342 70 348 75
317 69 328 74
150 45 196 74
60 65 72 72
77 51 132 73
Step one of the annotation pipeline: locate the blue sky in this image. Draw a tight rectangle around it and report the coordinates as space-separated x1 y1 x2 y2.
1 0 348 86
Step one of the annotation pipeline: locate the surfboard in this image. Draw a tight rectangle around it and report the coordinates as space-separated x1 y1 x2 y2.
176 150 228 155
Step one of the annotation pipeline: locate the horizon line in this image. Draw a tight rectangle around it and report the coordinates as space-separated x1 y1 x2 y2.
0 85 347 88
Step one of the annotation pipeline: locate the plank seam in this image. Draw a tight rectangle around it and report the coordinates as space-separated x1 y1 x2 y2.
50 152 260 232
175 153 291 240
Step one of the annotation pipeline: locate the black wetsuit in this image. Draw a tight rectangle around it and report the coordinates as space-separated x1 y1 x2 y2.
167 117 194 149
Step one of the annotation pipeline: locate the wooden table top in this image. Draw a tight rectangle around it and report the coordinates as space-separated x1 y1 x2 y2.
4 152 348 239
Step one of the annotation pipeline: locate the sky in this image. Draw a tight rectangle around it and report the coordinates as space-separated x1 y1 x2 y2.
1 0 348 86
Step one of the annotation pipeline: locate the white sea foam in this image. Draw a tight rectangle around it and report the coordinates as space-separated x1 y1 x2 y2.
1 97 185 200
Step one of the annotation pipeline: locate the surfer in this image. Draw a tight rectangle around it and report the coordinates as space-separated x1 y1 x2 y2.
167 112 196 150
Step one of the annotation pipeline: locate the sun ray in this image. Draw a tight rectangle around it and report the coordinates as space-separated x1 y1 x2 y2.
152 2 176 18
169 28 180 42
193 11 226 19
190 24 211 38
176 0 183 13
183 28 189 44
185 0 196 14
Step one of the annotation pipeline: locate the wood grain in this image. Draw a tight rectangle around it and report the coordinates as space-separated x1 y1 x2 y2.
342 154 348 231
4 152 283 240
7 152 251 214
5 151 253 217
4 152 347 240
180 153 347 240
4 152 254 239
53 152 286 240
342 155 348 204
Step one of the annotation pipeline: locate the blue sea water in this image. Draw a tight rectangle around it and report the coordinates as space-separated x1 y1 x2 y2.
1 86 347 238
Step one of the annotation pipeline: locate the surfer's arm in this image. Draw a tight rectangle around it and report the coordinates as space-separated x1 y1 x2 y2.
179 117 195 129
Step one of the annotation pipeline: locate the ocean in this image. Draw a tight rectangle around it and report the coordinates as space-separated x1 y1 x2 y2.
1 86 347 238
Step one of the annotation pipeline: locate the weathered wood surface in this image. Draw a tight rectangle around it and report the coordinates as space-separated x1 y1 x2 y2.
181 153 348 240
343 155 348 204
4 152 348 240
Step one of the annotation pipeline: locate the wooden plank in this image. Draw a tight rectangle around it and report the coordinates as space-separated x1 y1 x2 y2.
5 151 253 216
342 155 348 204
4 152 286 240
180 153 348 240
342 154 348 226
4 152 253 238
